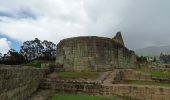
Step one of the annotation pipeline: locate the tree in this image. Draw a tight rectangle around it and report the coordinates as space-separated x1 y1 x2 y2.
160 52 164 63
137 56 148 63
20 38 57 62
159 53 170 64
0 38 57 65
153 56 157 62
0 53 2 64
2 49 25 65
42 40 57 60
20 38 44 61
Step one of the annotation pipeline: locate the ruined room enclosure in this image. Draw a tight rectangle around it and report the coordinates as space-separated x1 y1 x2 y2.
1 64 170 100
39 68 170 100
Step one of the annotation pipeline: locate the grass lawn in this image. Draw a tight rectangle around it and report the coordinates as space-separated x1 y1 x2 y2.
56 71 101 79
128 80 170 87
134 68 170 78
49 94 122 100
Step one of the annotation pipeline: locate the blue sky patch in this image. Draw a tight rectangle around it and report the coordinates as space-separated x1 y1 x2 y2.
0 11 13 18
0 34 22 51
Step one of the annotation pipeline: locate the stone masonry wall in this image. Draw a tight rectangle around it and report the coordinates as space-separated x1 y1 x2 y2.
0 65 44 100
121 69 152 81
56 36 136 71
102 84 170 100
40 78 170 100
40 79 101 95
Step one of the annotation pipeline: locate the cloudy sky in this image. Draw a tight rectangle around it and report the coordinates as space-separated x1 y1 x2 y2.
0 0 170 54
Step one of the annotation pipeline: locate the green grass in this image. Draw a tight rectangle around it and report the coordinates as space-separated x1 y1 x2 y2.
134 68 170 78
49 94 121 100
23 60 55 68
57 71 101 79
23 60 41 68
128 80 170 87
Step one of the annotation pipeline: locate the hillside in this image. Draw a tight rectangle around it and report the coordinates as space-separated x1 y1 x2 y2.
135 45 170 56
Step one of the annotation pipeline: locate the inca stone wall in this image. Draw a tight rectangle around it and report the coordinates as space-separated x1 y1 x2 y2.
102 84 170 100
56 32 136 71
0 65 44 100
120 69 152 81
40 79 101 95
40 78 170 100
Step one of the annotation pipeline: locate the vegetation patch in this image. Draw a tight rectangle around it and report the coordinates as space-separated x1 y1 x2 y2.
23 60 55 68
134 68 170 78
128 80 170 87
49 94 122 100
56 71 101 79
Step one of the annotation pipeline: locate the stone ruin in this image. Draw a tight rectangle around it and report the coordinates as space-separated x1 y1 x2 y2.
1 32 170 100
56 32 137 71
2 64 170 100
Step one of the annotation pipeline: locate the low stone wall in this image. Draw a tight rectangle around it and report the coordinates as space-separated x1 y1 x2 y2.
102 84 170 100
150 68 170 72
120 69 152 81
0 66 44 100
40 79 170 100
40 79 102 95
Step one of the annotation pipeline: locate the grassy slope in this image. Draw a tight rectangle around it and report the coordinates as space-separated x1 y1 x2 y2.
134 68 170 77
130 68 170 87
56 71 101 79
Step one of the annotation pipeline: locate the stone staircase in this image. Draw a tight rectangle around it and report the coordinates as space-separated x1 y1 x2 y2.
102 70 120 86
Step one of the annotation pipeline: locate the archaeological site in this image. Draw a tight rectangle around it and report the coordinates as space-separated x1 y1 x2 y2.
1 32 170 100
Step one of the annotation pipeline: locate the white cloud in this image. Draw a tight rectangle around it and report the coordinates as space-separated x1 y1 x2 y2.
0 0 128 45
0 38 11 54
0 0 170 50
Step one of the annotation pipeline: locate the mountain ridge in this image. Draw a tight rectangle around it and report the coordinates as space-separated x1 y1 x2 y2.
135 45 170 56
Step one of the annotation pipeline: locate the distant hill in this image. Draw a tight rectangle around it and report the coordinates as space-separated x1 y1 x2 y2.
135 45 170 56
